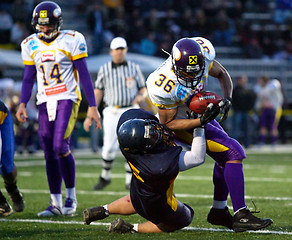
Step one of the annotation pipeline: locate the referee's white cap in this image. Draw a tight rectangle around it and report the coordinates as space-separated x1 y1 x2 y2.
110 37 127 49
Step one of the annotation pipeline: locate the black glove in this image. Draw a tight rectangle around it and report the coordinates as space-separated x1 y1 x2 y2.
218 98 232 123
200 103 221 126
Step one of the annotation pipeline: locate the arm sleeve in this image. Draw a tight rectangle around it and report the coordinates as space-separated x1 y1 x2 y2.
73 58 96 106
20 65 36 104
178 128 206 171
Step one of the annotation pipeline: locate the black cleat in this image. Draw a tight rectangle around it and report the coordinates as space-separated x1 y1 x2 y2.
108 218 136 233
233 208 273 232
7 189 24 212
207 207 233 229
83 206 109 225
0 200 13 216
93 177 111 190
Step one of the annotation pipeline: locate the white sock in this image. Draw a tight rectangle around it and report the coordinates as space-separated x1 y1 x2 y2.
65 187 76 201
51 194 62 208
101 169 111 180
133 223 138 232
212 200 227 209
125 172 132 185
103 204 109 215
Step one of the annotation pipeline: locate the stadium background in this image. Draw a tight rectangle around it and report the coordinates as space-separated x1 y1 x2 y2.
1 0 292 145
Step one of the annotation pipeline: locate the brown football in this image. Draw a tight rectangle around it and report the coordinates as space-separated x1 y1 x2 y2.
187 91 222 114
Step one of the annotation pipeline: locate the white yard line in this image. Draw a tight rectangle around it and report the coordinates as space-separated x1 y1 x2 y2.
17 171 292 183
15 188 292 201
0 218 291 235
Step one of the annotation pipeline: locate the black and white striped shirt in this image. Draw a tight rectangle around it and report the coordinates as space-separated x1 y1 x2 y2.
95 60 145 107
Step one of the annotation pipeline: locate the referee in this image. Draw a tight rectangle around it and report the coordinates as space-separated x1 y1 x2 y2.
93 37 147 190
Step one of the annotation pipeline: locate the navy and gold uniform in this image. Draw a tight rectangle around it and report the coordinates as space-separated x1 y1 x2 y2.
117 109 194 230
0 101 15 176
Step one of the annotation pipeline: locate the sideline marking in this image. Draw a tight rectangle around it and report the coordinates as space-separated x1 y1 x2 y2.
0 219 291 235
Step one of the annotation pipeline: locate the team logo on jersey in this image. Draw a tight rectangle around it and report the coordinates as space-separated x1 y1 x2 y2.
29 39 39 51
41 50 56 62
79 43 86 52
189 55 197 64
176 85 190 101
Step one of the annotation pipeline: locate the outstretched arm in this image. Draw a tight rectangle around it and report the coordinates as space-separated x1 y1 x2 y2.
179 128 206 171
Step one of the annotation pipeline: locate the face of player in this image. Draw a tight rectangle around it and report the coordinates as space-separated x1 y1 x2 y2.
38 24 57 39
110 47 127 64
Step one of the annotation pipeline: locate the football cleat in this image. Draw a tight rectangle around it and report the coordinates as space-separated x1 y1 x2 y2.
83 206 109 225
7 189 25 212
207 207 233 229
0 201 13 216
37 205 63 217
108 218 136 233
233 208 273 232
93 177 111 190
62 198 77 216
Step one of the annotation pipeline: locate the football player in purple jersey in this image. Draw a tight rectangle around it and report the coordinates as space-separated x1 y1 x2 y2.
146 37 273 232
16 1 101 217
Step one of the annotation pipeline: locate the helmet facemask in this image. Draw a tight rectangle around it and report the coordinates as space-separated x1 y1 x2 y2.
35 23 61 39
173 60 205 89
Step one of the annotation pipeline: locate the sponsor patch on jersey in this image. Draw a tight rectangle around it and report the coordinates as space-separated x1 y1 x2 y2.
79 43 86 52
41 50 56 62
176 85 189 101
45 84 67 96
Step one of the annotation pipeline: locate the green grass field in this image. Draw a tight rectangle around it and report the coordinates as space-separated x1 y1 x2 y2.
1 151 292 240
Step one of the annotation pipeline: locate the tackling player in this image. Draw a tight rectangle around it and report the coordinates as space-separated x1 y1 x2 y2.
83 107 220 233
146 37 272 232
16 1 101 217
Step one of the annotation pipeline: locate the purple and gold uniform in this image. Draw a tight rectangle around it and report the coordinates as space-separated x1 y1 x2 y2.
146 37 246 167
117 109 194 230
147 37 247 219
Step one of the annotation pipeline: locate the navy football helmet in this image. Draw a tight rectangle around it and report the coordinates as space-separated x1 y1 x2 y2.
172 38 205 89
31 1 63 39
117 119 174 154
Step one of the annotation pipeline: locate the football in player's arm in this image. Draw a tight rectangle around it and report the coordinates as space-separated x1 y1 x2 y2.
145 37 273 232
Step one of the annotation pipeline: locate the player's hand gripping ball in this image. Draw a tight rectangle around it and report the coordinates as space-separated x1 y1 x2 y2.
187 91 223 114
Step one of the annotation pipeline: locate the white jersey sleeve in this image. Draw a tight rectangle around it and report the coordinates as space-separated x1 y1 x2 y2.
21 30 88 105
146 57 192 109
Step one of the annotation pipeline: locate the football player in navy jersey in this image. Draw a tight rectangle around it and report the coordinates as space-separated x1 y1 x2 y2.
0 100 24 216
83 107 221 233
